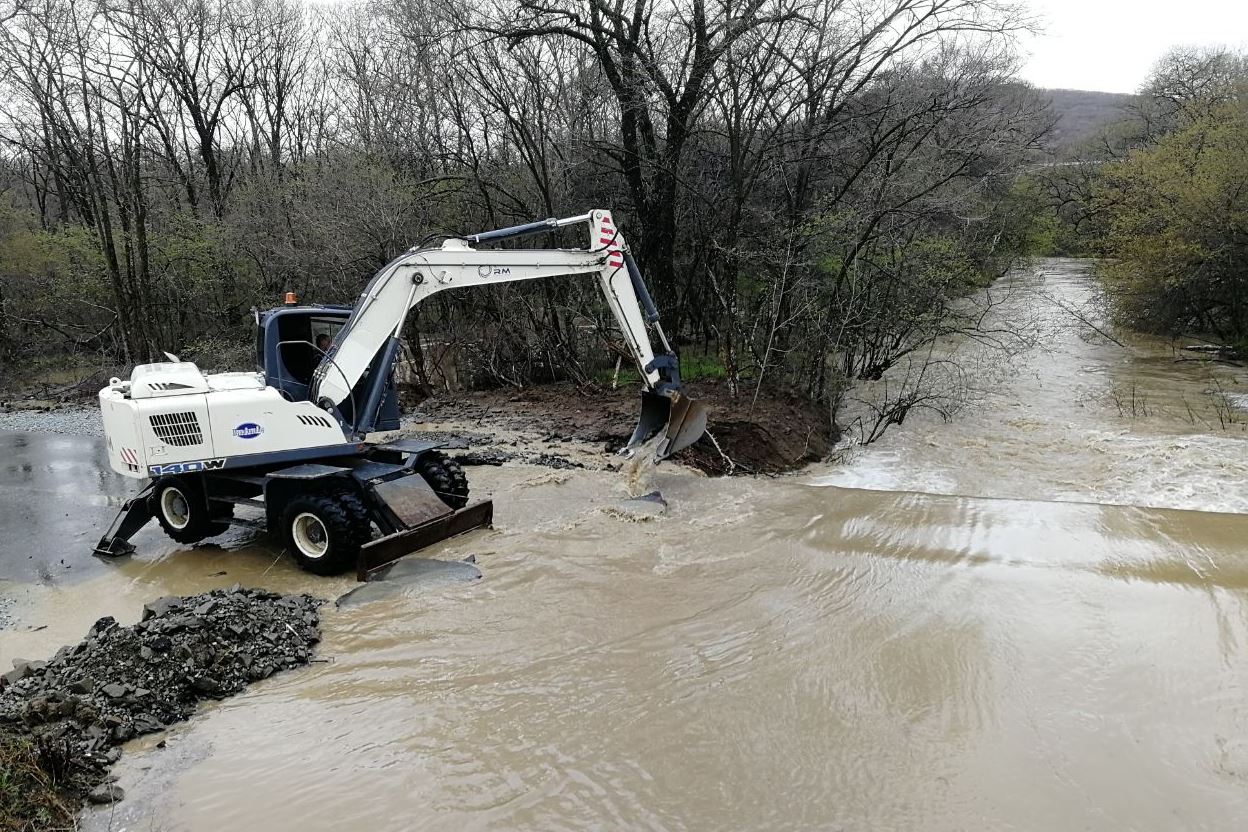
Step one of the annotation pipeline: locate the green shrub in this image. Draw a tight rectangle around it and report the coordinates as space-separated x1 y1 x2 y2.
1095 102 1248 339
0 730 75 831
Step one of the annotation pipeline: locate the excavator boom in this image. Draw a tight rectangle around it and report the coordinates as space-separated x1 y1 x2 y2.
312 209 707 458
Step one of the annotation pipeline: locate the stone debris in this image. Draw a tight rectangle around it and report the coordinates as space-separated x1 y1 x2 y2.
603 490 669 522
87 783 125 805
452 449 514 467
525 452 584 470
0 586 322 810
0 405 103 436
451 448 584 470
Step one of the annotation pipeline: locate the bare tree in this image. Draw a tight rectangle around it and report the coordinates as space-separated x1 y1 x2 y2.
0 0 1048 445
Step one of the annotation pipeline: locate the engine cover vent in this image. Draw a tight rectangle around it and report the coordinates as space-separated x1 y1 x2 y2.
149 411 204 447
298 413 335 429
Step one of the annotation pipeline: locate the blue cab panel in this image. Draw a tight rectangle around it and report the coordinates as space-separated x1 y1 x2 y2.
256 304 400 433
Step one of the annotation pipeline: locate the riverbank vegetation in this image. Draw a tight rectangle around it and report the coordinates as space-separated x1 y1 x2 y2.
0 730 75 831
1097 100 1248 341
0 0 1049 441
1030 47 1248 351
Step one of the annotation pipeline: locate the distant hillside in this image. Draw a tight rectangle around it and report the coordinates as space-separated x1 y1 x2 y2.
1043 89 1136 149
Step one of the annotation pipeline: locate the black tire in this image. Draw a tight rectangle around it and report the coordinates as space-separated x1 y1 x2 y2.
280 489 372 576
415 451 469 509
151 476 223 545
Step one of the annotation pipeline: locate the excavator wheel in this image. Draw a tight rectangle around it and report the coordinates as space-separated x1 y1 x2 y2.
281 488 372 576
151 476 229 545
414 451 469 509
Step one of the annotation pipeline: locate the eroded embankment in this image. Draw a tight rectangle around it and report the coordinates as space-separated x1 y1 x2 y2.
411 380 834 476
0 587 321 828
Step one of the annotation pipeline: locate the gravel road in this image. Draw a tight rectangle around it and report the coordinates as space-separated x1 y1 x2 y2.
0 407 101 436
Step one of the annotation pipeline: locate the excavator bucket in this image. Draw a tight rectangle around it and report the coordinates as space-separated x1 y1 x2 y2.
626 390 709 459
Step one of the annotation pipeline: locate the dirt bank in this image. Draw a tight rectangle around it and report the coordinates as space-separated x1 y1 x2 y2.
410 380 834 476
0 374 834 475
0 587 321 828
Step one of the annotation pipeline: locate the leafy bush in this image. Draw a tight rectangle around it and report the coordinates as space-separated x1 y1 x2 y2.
1095 102 1248 339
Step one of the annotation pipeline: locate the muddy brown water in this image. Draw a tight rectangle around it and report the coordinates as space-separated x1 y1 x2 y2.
2 259 1248 830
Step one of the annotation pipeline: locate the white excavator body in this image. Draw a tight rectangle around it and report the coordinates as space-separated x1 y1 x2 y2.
95 210 707 578
101 364 348 479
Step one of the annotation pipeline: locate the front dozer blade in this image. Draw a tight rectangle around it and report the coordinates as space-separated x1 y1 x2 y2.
356 500 493 581
626 390 709 460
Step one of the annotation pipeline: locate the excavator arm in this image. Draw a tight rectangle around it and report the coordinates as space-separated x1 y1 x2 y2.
310 209 707 459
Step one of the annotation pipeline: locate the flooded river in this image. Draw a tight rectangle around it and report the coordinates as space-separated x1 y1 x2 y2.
818 259 1248 512
2 259 1247 830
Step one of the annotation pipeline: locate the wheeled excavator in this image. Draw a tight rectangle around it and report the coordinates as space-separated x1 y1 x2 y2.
93 210 707 578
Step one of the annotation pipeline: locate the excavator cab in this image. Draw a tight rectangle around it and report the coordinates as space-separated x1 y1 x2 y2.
254 303 401 432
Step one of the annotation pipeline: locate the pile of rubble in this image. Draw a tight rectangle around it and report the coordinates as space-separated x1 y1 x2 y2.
0 587 322 810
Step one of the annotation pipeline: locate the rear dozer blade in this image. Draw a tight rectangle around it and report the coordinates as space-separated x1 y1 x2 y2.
626 390 709 460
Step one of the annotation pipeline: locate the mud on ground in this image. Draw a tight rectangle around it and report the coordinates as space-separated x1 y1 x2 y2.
408 380 833 476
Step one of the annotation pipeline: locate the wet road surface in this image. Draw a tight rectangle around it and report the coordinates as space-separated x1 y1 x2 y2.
0 430 137 583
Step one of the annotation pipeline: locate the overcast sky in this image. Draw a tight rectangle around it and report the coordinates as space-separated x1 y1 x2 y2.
1018 0 1248 93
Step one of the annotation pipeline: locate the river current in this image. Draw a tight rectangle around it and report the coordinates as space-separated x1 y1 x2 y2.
1 258 1245 831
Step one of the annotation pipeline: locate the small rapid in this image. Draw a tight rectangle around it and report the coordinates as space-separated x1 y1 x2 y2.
811 259 1248 513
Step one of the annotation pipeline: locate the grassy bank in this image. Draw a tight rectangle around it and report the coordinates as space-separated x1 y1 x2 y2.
0 731 76 831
